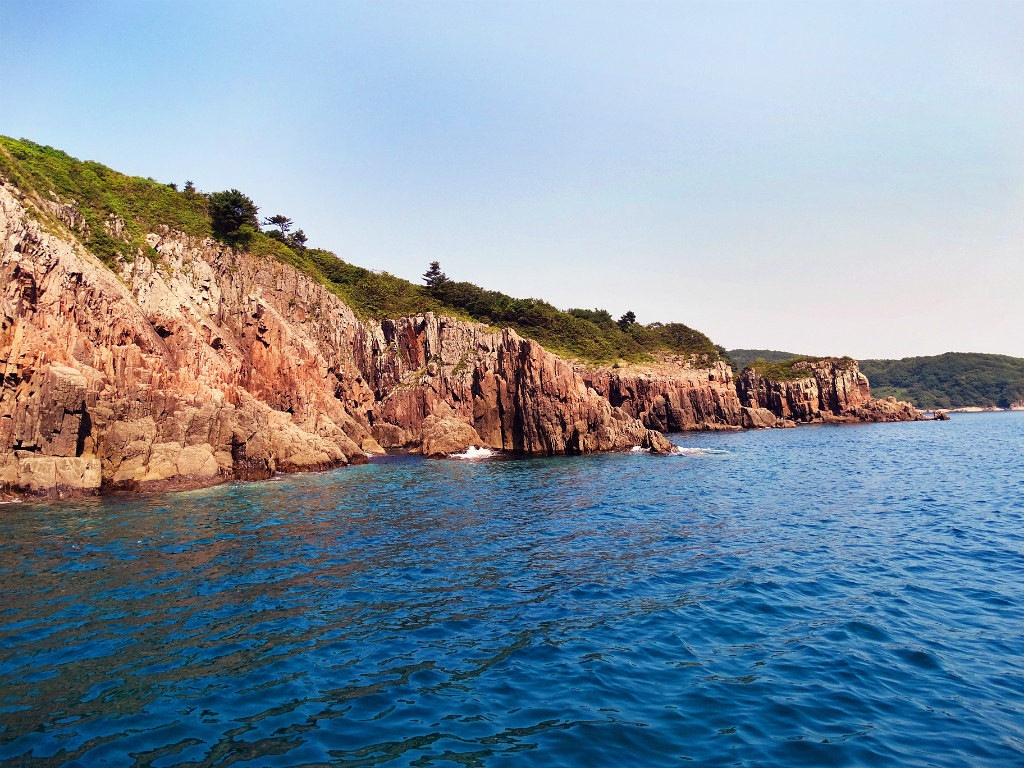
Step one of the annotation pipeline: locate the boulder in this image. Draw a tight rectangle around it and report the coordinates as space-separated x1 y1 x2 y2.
420 415 484 458
741 407 778 429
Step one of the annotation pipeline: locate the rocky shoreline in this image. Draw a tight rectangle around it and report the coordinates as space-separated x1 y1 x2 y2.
0 183 923 501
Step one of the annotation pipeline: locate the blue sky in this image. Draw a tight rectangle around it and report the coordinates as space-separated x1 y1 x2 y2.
3 0 1022 358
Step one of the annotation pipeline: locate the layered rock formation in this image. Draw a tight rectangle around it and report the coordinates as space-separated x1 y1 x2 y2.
357 314 672 456
581 355 922 432
582 359 745 431
0 183 672 499
736 358 922 424
0 179 921 501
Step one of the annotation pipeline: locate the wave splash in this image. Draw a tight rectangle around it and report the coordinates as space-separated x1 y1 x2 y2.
630 445 730 456
450 446 496 460
672 446 730 457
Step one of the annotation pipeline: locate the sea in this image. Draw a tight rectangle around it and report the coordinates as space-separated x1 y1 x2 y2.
1 412 1022 767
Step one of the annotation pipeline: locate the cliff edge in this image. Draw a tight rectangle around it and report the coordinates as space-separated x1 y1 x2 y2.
1 183 676 498
0 151 921 501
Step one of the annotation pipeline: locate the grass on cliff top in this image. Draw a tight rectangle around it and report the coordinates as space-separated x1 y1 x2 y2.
0 137 210 265
0 135 722 366
744 355 856 381
728 348 802 371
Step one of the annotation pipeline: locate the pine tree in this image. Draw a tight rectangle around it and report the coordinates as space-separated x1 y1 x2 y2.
423 261 449 290
208 189 259 240
263 214 293 234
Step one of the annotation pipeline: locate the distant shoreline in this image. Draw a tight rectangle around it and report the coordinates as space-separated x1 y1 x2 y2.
931 406 1024 414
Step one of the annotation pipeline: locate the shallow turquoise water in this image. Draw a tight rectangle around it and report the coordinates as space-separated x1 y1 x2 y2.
1 413 1022 766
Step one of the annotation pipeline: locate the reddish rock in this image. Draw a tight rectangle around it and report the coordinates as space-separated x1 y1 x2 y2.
582 360 744 431
0 184 672 499
737 359 923 423
358 314 674 455
741 407 778 429
420 414 484 458
0 181 921 500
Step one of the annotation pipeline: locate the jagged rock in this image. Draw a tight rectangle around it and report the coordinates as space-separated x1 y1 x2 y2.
420 414 484 458
0 179 923 500
358 313 672 456
741 407 778 429
737 359 923 424
0 184 374 497
0 454 100 497
583 360 744 431
0 184 669 498
360 435 386 455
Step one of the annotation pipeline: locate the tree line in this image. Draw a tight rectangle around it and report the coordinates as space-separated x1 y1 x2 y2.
206 188 308 251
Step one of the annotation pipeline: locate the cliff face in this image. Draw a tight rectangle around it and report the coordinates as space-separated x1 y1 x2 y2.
358 315 672 455
0 182 921 500
736 359 922 424
0 184 672 498
581 359 745 431
0 184 384 497
581 356 921 431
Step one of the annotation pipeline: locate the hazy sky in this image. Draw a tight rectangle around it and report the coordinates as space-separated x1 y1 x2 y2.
3 1 1022 358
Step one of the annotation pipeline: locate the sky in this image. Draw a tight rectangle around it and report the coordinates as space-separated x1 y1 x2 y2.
2 0 1022 359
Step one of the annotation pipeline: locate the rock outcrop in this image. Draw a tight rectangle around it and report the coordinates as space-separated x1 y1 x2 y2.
736 358 922 423
0 184 384 498
581 355 920 431
0 183 672 499
582 359 745 431
355 314 674 456
419 414 484 458
0 179 921 500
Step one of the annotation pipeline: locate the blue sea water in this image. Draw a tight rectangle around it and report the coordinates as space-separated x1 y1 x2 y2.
1 413 1023 767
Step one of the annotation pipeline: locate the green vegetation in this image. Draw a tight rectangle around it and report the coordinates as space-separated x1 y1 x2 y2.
0 137 210 265
0 135 723 365
728 348 802 371
208 189 259 245
742 355 857 381
422 261 449 290
859 354 1024 409
730 348 1024 406
432 280 720 363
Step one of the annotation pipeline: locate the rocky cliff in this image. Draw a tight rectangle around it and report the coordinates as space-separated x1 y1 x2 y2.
359 314 672 456
0 176 921 501
736 358 922 425
581 359 746 431
0 183 674 499
581 355 921 432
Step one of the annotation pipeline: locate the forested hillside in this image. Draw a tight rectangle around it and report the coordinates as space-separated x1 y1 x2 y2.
859 354 1024 409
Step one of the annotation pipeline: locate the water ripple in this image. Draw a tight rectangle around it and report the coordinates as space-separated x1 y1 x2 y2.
1 413 1023 766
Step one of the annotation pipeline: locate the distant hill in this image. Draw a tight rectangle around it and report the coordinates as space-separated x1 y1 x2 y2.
858 353 1024 409
728 349 802 371
730 349 1024 409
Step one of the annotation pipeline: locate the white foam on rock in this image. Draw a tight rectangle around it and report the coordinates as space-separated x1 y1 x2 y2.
450 446 496 460
672 446 730 457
